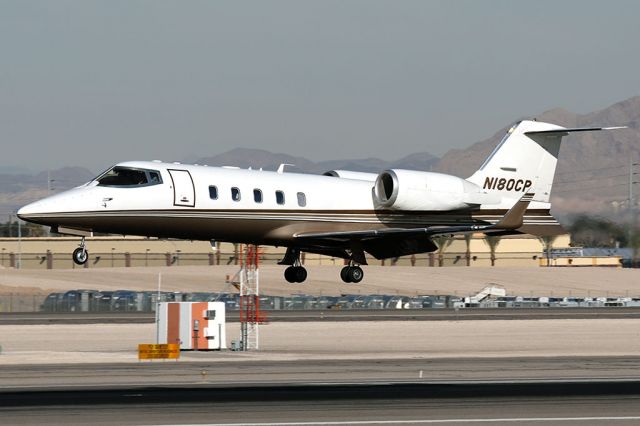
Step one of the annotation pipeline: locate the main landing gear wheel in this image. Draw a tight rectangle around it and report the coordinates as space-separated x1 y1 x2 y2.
340 265 364 283
284 266 307 283
72 247 88 265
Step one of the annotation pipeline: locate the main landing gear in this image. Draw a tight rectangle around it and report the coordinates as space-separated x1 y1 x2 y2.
279 248 308 283
72 237 89 265
279 248 364 284
284 265 307 283
340 263 364 283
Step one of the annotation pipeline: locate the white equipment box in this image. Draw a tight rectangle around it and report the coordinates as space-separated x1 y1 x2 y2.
158 301 226 350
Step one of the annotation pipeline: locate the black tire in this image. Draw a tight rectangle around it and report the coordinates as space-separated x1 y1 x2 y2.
293 266 307 283
348 266 364 283
72 247 88 265
340 266 352 283
284 266 297 283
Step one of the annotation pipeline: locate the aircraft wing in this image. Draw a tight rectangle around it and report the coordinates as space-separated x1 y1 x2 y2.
294 193 534 262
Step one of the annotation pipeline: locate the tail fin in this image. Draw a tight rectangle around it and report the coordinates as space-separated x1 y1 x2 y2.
467 120 624 208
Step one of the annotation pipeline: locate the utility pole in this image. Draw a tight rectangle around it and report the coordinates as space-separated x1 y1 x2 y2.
629 160 638 219
17 213 22 269
44 171 55 237
47 170 56 192
155 273 162 344
631 161 640 266
630 159 633 217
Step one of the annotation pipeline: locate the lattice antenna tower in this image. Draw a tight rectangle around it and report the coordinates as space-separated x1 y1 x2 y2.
239 244 265 350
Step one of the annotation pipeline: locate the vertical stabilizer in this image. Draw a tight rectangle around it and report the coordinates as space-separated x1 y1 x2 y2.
467 120 565 208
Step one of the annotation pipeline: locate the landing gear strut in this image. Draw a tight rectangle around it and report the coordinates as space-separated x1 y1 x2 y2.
340 263 364 283
280 248 307 283
72 237 89 265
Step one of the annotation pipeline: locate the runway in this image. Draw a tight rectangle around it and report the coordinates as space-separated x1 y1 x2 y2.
5 307 640 324
5 309 640 424
2 380 640 425
3 356 640 391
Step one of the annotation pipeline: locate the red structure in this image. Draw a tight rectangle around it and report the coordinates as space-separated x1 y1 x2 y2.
238 244 266 350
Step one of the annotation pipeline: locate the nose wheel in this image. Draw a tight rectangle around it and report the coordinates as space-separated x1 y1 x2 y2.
340 265 364 283
72 238 89 265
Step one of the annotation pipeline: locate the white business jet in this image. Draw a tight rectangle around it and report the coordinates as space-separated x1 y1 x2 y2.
17 120 622 283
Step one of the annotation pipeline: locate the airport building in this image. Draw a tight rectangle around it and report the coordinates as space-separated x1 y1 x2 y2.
0 233 623 269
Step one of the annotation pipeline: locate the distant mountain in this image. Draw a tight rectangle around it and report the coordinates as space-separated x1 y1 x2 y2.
4 96 640 222
0 167 94 217
0 152 439 217
433 96 640 220
0 167 94 194
196 148 317 174
390 152 439 171
194 148 438 174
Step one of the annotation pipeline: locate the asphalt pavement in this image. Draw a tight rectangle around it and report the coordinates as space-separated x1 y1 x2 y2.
5 307 640 325
3 356 640 391
2 380 640 425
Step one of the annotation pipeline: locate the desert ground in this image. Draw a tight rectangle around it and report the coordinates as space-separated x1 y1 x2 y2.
2 318 640 365
1 265 639 297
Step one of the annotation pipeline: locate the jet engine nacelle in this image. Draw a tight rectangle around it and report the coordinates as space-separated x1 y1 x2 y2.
373 169 491 211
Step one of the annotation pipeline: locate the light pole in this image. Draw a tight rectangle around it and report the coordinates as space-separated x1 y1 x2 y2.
630 162 640 266
47 171 55 192
46 171 55 237
16 213 22 269
629 161 637 215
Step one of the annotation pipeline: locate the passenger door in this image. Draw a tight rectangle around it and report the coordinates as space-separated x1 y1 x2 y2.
168 169 196 207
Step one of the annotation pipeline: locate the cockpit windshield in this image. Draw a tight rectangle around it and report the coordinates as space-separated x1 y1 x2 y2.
95 166 162 187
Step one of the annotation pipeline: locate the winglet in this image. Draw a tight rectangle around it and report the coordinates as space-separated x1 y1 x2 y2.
494 192 534 229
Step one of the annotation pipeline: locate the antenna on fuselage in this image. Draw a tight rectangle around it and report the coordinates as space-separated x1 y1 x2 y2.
277 163 294 174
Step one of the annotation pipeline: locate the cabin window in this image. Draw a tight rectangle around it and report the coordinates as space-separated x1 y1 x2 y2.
209 186 218 200
297 192 307 207
96 166 162 187
231 187 241 201
253 189 263 203
275 190 285 205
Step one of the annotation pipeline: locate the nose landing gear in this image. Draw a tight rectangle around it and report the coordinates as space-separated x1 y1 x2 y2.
72 238 89 265
340 263 364 283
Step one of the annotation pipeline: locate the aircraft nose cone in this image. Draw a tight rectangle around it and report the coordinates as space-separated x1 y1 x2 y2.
17 202 39 220
17 198 62 227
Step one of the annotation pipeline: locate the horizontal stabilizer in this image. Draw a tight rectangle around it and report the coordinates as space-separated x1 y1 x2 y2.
525 126 627 136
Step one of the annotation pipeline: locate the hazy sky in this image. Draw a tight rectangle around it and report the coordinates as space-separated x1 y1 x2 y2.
1 0 639 173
